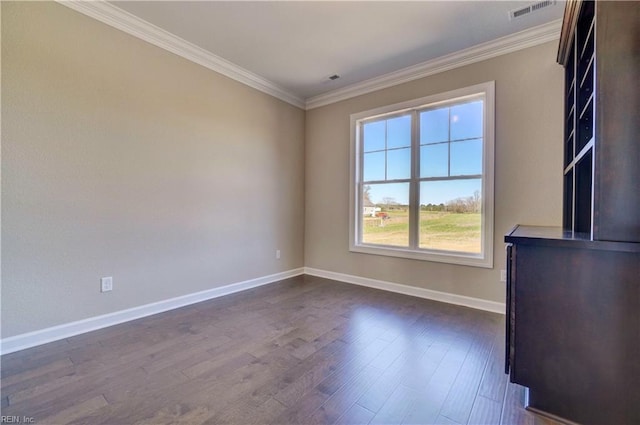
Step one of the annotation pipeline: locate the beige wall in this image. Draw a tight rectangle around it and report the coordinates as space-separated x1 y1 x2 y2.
305 41 564 303
1 2 305 337
2 2 563 339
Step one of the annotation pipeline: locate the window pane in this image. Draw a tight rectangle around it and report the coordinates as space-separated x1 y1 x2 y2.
450 101 482 141
363 120 386 152
419 179 482 253
387 148 411 180
450 138 482 176
420 143 448 178
362 183 409 247
420 108 449 144
387 115 411 149
363 151 385 181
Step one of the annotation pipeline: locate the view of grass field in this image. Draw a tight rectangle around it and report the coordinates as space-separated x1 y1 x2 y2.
362 210 481 253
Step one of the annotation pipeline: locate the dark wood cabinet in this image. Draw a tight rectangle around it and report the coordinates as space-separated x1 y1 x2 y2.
505 1 640 424
505 226 640 424
559 0 640 242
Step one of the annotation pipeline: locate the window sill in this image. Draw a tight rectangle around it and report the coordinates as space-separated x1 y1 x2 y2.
349 243 493 268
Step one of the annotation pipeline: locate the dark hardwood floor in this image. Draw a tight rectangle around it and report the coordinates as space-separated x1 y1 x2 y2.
1 275 560 425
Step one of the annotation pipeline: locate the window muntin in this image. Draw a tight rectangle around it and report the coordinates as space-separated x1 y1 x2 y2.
350 82 494 268
362 113 412 182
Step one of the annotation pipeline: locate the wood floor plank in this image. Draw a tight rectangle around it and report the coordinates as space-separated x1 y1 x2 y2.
438 332 494 423
5 366 149 422
368 335 409 371
181 351 257 380
400 342 449 390
355 334 434 414
140 337 226 376
0 357 74 397
369 383 420 425
203 393 287 425
272 340 350 407
305 365 382 425
38 394 109 425
0 342 71 379
0 275 564 425
468 395 503 425
356 363 404 413
101 368 191 405
274 331 390 409
478 325 509 402
436 414 463 424
400 341 471 424
272 387 330 425
288 322 349 360
315 338 390 397
335 402 376 425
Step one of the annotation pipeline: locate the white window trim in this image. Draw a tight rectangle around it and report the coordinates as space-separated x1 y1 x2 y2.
349 81 495 268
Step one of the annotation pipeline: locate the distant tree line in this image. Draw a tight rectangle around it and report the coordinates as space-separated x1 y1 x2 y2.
422 190 481 213
364 185 480 213
420 203 447 212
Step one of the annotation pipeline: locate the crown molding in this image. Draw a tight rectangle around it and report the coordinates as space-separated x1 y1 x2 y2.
305 19 563 110
56 0 305 109
55 1 560 111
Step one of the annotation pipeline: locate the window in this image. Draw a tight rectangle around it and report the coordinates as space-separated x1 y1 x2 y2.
349 82 494 267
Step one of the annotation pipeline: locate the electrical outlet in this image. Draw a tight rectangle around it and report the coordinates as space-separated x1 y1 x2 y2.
101 276 113 292
276 249 281 260
500 270 507 282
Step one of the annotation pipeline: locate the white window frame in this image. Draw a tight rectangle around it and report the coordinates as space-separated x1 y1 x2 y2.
349 81 495 268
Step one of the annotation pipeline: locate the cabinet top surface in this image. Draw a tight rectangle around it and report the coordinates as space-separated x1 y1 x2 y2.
505 225 640 252
506 225 579 240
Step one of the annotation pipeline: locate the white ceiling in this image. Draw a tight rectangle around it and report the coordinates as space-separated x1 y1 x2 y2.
108 1 564 102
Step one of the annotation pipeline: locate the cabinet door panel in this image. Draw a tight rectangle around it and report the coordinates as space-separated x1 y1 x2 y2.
512 243 640 424
505 243 514 375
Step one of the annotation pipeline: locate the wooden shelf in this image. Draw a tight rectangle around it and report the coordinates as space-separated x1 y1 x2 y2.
578 19 595 61
578 54 594 89
559 0 640 245
562 0 595 236
578 92 593 119
564 138 593 175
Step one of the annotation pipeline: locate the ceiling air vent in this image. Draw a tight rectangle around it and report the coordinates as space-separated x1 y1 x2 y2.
509 0 556 20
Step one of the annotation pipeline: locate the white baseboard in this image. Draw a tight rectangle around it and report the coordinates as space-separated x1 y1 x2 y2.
1 266 504 355
304 267 505 315
0 268 305 355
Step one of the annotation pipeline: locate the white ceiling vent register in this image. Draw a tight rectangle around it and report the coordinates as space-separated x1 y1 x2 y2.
510 0 557 20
